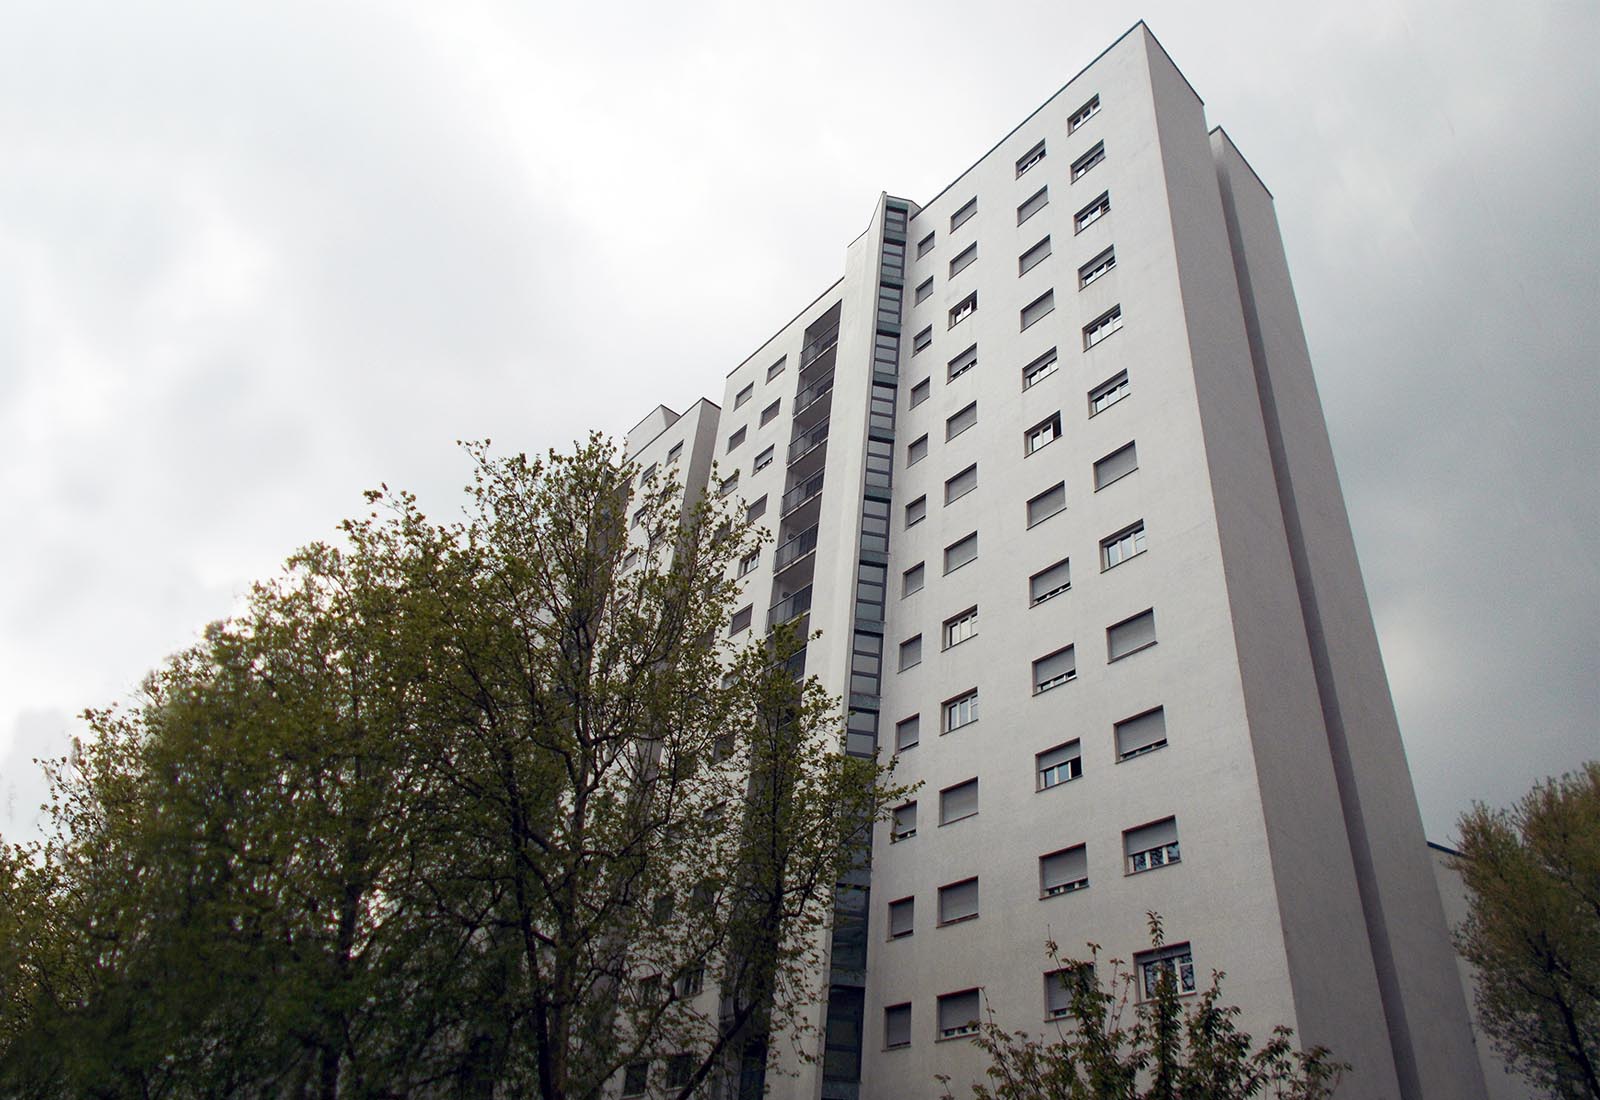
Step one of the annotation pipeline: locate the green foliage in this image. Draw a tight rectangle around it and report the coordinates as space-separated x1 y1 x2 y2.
937 915 1346 1100
0 437 908 1100
1453 762 1600 1100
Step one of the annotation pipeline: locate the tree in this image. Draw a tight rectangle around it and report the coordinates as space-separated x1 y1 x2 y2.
0 437 907 1099
1453 762 1600 1100
937 915 1346 1100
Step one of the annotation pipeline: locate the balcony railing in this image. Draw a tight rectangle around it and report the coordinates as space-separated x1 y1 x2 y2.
780 471 825 517
800 323 839 368
788 419 830 465
767 585 813 628
773 525 819 572
793 369 835 416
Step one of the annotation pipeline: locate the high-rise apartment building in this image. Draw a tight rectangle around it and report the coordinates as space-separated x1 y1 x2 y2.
622 24 1485 1100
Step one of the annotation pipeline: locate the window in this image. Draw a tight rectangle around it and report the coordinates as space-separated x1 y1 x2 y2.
1068 93 1101 132
943 532 977 573
666 441 683 463
622 1061 650 1096
1126 817 1182 874
1094 442 1138 490
1027 482 1067 527
760 399 781 426
950 197 977 231
915 276 934 304
1101 521 1147 569
947 344 977 382
888 897 914 940
1045 964 1093 1019
639 463 658 485
1037 740 1083 790
1018 185 1049 225
1025 413 1061 455
909 377 931 408
899 635 923 671
735 383 754 409
946 402 977 440
949 242 977 278
1016 139 1046 177
908 434 929 466
890 801 917 842
1075 191 1111 233
943 607 978 649
1115 707 1168 760
767 357 786 381
885 1003 912 1048
623 548 642 571
631 509 647 530
1022 347 1059 390
895 714 920 750
917 231 936 258
937 878 979 925
718 471 739 497
1137 944 1197 999
1021 290 1056 330
729 605 753 636
676 967 704 998
1079 246 1116 288
1029 558 1072 605
943 688 978 732
754 445 775 473
1032 644 1076 693
1040 845 1089 897
746 493 767 520
664 1054 695 1089
913 325 933 354
1089 370 1129 415
727 426 746 451
945 464 978 504
1071 141 1106 182
1107 608 1157 661
1084 304 1123 348
939 778 979 826
903 562 925 596
906 495 927 527
738 549 760 577
1019 235 1052 276
937 989 981 1038
949 292 977 328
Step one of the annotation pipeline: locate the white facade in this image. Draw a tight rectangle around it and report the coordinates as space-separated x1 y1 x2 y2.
623 23 1485 1100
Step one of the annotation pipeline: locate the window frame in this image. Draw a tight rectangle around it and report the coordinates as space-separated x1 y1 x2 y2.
946 401 978 441
1101 520 1147 570
950 197 977 232
942 688 979 732
1107 607 1158 662
1068 94 1101 132
1022 347 1059 390
1074 191 1111 233
1032 643 1077 694
1016 139 1046 177
1027 482 1067 528
943 531 978 574
947 343 978 382
915 276 934 304
1021 289 1056 330
945 463 978 505
1037 740 1083 791
943 606 979 650
734 383 754 409
1029 557 1072 605
1089 369 1130 415
1093 441 1139 490
902 562 925 597
1079 246 1116 288
936 877 980 926
1018 185 1049 225
1025 412 1062 456
949 242 978 278
1084 304 1124 348
1071 141 1106 182
949 292 978 328
1019 235 1052 276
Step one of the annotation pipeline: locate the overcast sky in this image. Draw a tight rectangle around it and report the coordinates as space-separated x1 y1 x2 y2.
2 0 1595 844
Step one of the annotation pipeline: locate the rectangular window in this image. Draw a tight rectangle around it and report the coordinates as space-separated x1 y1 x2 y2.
943 532 977 573
913 326 933 354
1021 290 1056 330
1107 608 1157 661
937 989 981 1039
727 426 746 451
1040 845 1089 897
1016 139 1046 177
888 898 914 940
945 464 978 504
639 463 658 485
947 344 978 382
946 402 978 440
1126 817 1182 874
622 1061 650 1096
738 549 760 577
729 605 753 636
1068 94 1101 132
917 231 936 258
1138 944 1197 999
943 688 978 731
899 635 923 671
1019 236 1052 276
718 471 739 497
910 377 931 408
943 606 978 649
1071 141 1106 182
1032 644 1076 693
950 197 977 231
666 441 683 463
1079 246 1116 288
939 778 979 825
1074 191 1111 233
767 357 786 381
753 446 775 473
735 383 754 409
746 494 767 521
1101 520 1147 569
622 549 641 571
949 242 977 278
1115 706 1168 760
1089 370 1129 415
1022 347 1059 390
1045 964 1092 1019
1027 482 1067 527
906 496 927 528
915 276 934 304
903 562 925 596
937 878 979 925
949 292 977 328
1018 185 1049 225
891 801 917 842
895 713 920 750
760 399 780 426
908 434 929 466
1025 413 1061 455
885 1002 912 1048
1037 740 1083 790
1084 304 1123 348
676 967 704 998
1094 442 1138 490
1030 558 1071 605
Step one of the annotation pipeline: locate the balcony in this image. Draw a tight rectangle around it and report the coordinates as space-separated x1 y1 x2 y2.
800 322 839 368
773 524 819 574
788 419 830 466
780 470 825 518
767 585 813 629
794 369 835 419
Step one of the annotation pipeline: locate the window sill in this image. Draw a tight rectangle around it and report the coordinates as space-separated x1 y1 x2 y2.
1094 468 1137 492
938 914 980 928
1100 549 1146 572
1027 507 1066 529
939 813 978 827
1107 640 1157 664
